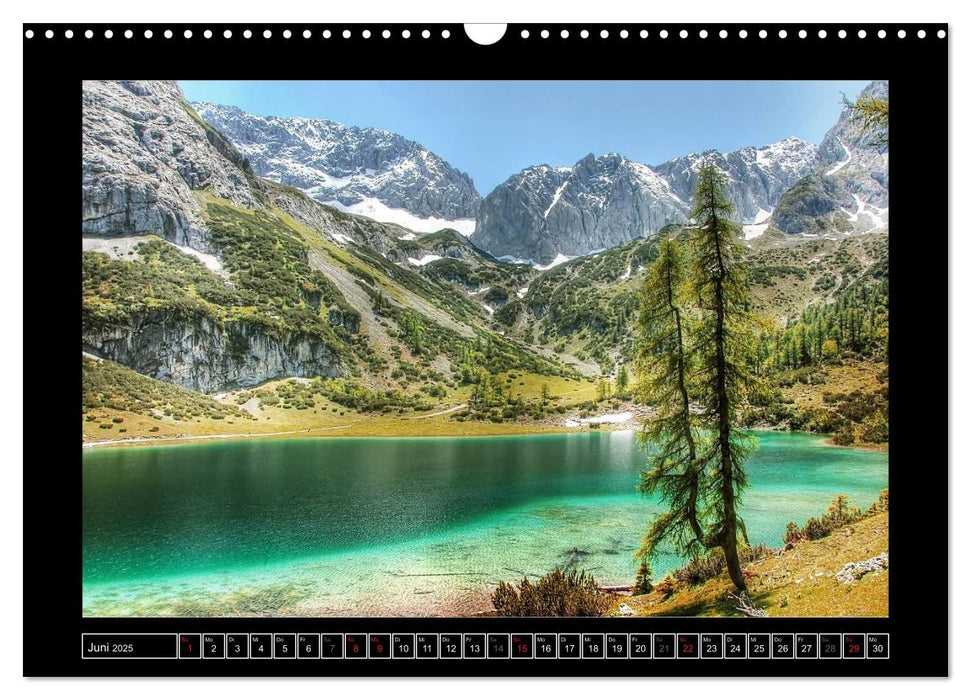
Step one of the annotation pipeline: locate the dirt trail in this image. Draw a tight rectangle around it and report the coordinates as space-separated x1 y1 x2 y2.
405 404 467 420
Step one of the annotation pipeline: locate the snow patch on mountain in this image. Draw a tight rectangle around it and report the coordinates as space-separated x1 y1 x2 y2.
533 253 574 271
742 207 774 240
842 194 888 232
825 137 853 176
495 252 573 270
407 253 443 267
325 197 476 236
82 235 227 276
544 179 570 218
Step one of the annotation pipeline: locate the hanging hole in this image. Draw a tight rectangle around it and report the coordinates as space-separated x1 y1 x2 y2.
463 24 506 45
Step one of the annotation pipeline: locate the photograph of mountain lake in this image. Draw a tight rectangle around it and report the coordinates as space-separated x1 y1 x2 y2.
82 79 890 617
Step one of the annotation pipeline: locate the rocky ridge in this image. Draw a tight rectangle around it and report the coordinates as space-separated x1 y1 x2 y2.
193 102 480 233
82 80 261 252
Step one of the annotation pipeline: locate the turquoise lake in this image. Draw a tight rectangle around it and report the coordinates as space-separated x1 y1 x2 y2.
81 430 888 616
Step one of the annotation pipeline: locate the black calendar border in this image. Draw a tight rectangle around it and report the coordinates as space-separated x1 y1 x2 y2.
22 22 949 678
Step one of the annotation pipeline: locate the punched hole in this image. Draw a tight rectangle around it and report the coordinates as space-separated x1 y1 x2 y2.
464 24 506 45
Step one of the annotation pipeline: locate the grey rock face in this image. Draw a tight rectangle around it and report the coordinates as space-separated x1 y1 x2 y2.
473 155 689 264
83 310 343 394
82 81 260 252
773 174 849 235
769 81 889 235
654 137 819 223
816 80 889 207
473 138 818 264
193 103 480 221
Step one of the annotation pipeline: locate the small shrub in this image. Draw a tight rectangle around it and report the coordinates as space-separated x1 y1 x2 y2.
654 576 678 599
783 521 802 544
802 517 828 540
674 543 776 586
833 424 856 445
491 568 610 617
865 489 889 516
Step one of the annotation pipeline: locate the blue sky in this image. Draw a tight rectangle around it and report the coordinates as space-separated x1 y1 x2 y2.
181 80 872 194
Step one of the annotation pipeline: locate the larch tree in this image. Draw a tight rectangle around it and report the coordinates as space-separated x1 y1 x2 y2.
842 93 889 146
688 163 755 591
634 164 756 592
634 235 706 561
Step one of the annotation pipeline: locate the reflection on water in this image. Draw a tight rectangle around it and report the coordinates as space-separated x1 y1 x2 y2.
82 431 888 616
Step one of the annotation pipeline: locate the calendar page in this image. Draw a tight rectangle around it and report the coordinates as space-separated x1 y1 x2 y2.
22 22 947 678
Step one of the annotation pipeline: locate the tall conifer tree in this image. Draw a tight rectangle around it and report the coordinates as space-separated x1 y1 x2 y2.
688 164 754 591
635 164 755 592
635 236 705 558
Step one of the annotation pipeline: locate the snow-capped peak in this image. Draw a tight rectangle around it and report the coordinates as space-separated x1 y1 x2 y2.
192 102 481 232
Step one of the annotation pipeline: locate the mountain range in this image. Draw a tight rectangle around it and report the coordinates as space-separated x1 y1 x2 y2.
193 102 480 235
81 79 889 402
193 87 886 264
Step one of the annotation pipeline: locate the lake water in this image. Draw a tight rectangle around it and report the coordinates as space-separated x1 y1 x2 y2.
81 430 888 616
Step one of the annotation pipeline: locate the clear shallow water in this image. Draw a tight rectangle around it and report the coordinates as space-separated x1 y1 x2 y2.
82 431 888 616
